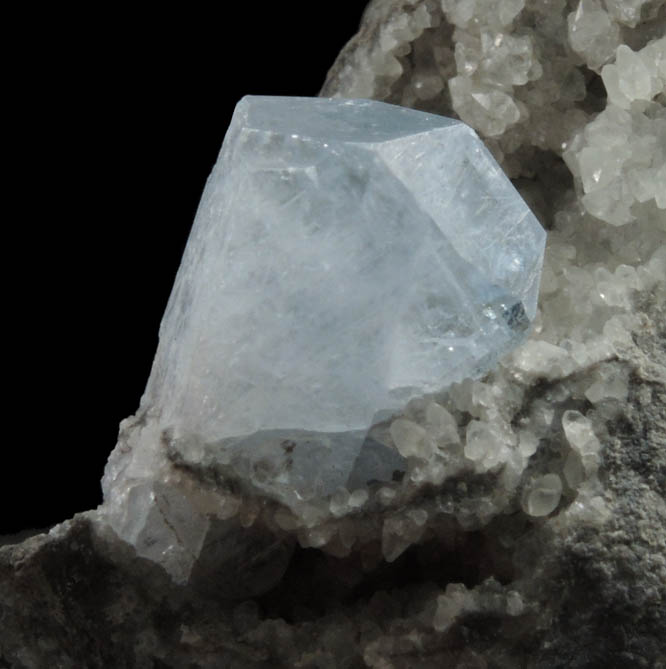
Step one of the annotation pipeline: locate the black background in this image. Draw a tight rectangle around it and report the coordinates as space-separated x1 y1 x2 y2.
4 3 368 535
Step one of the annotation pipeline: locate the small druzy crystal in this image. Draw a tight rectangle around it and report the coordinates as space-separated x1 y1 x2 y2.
144 96 545 445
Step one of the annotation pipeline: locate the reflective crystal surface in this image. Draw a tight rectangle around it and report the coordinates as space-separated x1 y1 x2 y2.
145 96 545 444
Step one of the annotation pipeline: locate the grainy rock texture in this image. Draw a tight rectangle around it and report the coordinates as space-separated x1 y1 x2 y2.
2 0 665 667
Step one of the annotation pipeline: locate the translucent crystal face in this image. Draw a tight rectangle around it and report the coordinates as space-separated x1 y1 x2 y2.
144 96 546 443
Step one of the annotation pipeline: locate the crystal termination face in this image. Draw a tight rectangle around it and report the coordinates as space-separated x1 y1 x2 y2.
145 96 545 444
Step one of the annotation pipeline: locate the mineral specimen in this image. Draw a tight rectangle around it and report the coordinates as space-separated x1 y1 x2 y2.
101 94 545 583
3 1 666 667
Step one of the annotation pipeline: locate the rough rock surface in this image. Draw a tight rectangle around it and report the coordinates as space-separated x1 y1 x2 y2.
2 0 666 667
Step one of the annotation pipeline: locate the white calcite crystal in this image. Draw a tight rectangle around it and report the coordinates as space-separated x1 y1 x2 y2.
565 37 666 225
101 95 545 583
523 473 563 517
432 580 525 632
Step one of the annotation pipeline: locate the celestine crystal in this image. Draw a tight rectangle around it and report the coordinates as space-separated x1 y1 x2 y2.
101 96 545 583
142 96 544 442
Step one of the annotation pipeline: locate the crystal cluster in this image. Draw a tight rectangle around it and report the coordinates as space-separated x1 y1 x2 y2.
565 38 666 224
315 0 665 649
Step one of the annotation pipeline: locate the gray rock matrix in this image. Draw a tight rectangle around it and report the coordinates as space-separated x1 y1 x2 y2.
2 1 665 667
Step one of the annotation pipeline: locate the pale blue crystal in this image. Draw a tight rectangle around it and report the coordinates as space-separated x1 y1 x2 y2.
145 96 546 452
